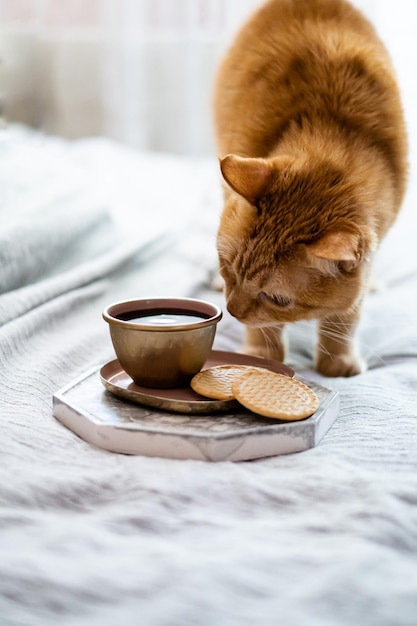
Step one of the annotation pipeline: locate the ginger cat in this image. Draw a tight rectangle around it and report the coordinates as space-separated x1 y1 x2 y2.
213 0 408 377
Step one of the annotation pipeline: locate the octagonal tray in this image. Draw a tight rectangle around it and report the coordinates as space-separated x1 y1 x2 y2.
53 352 339 462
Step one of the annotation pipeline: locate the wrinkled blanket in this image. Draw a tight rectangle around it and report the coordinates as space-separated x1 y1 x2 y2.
1 125 417 626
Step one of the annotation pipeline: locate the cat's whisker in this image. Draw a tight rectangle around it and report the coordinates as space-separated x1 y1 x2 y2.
315 340 333 360
318 328 352 343
259 327 279 357
317 326 391 366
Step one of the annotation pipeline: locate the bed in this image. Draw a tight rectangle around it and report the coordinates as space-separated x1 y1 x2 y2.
1 124 417 626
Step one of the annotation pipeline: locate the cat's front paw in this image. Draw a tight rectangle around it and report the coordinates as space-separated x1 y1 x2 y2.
242 340 285 362
316 353 367 377
242 344 284 362
242 326 286 362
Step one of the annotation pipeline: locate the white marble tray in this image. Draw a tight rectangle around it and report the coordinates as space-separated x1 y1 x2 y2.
53 366 339 462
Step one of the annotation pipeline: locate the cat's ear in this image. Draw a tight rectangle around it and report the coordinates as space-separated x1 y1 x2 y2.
219 154 272 204
307 231 360 263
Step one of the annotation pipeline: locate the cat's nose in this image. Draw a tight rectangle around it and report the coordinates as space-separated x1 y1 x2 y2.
226 301 237 317
226 294 249 320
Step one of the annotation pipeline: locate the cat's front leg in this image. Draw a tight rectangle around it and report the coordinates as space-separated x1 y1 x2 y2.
243 325 286 362
316 311 366 377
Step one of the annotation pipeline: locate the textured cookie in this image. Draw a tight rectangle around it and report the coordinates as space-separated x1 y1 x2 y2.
190 364 263 401
232 370 319 420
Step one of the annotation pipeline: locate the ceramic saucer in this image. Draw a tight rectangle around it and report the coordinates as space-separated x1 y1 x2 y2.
100 349 294 414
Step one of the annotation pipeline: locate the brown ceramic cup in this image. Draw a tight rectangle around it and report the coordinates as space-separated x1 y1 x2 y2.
103 297 222 388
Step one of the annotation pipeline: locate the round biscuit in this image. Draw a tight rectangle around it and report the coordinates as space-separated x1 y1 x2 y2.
232 370 319 420
190 365 263 401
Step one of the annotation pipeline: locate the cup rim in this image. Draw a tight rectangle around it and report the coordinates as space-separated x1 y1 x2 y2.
102 297 222 331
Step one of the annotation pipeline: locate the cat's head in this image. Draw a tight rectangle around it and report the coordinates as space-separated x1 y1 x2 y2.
217 154 376 326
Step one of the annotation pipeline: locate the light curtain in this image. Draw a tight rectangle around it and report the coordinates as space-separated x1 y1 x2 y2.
100 0 260 154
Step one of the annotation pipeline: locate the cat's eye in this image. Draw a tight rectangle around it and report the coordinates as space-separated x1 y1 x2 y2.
260 291 291 307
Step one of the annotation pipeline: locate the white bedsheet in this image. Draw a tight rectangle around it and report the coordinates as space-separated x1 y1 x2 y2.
1 125 417 626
